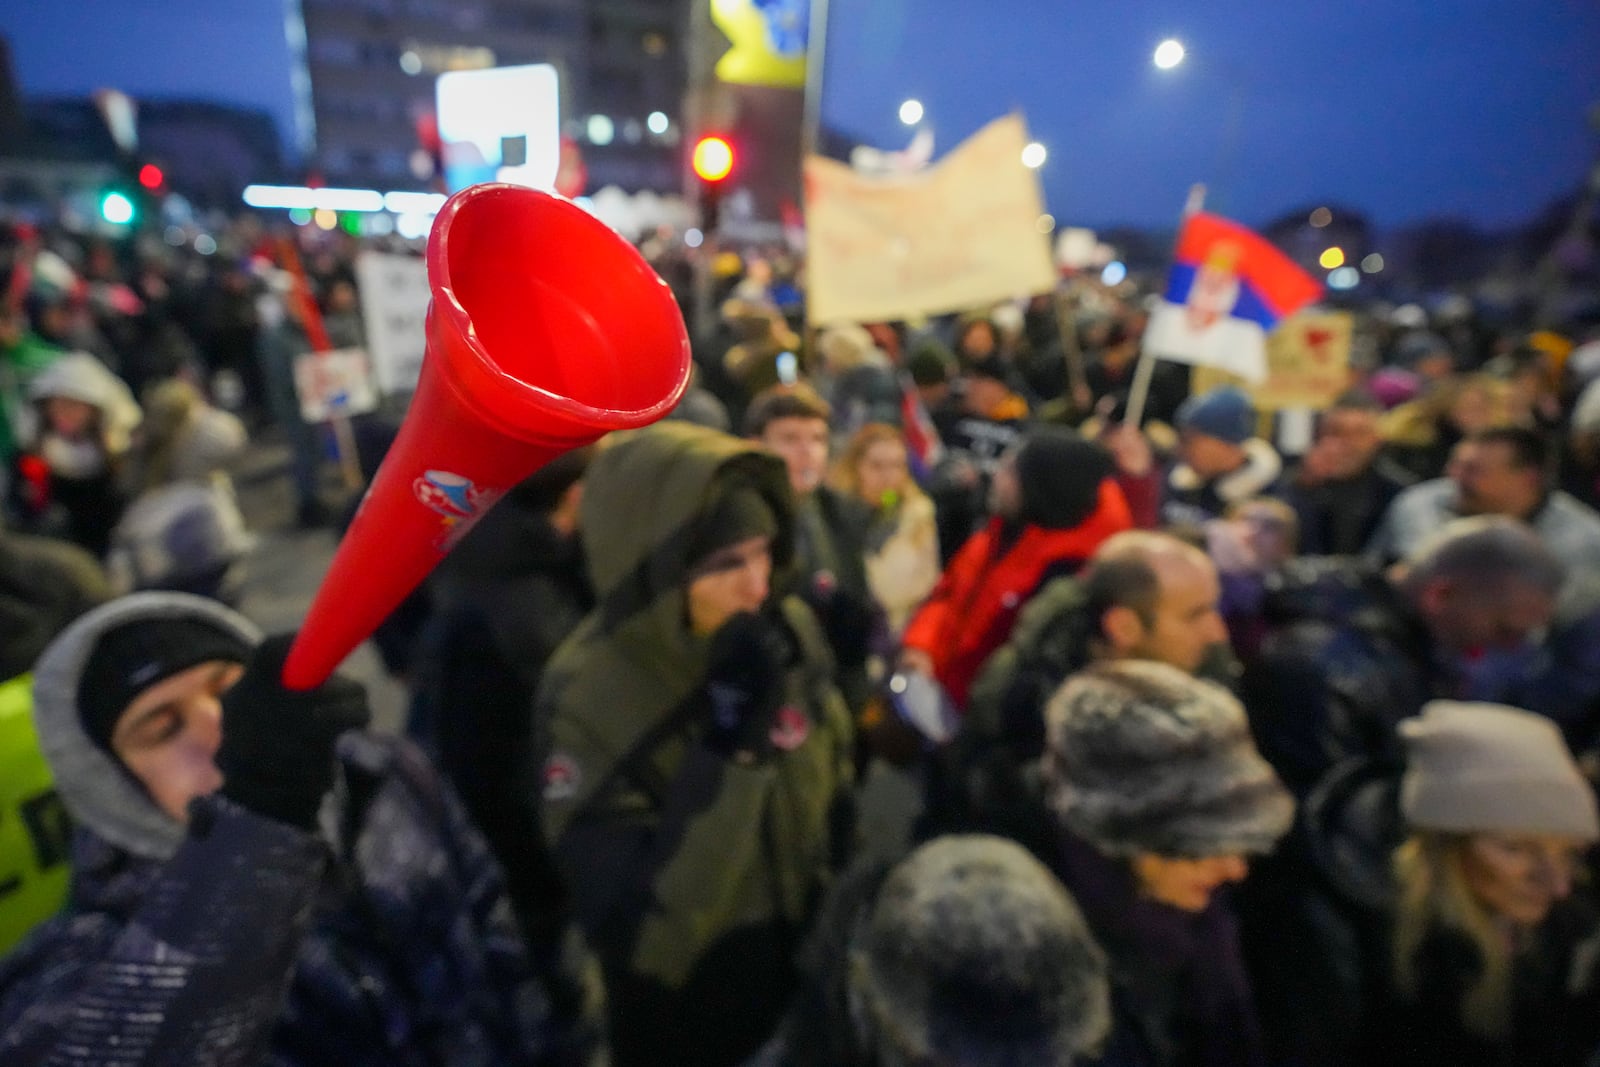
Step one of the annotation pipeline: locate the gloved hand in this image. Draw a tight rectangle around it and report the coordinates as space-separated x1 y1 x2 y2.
699 611 793 758
217 633 371 830
806 581 876 671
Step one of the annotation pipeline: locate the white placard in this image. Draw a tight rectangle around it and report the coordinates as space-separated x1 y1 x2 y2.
354 251 430 395
293 347 379 423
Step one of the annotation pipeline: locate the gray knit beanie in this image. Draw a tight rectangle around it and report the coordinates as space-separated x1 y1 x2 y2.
1044 661 1294 858
1400 701 1599 841
853 835 1111 1066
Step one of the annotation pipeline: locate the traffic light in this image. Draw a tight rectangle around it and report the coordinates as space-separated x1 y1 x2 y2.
691 135 735 232
99 190 136 226
692 136 735 183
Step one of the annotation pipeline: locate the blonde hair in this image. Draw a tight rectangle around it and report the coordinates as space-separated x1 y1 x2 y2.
828 423 927 510
1392 833 1513 1039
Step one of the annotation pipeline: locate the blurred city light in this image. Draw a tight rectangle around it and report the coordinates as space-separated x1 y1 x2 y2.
138 164 165 190
1101 260 1128 286
193 234 218 255
684 228 704 248
1328 266 1360 290
647 111 670 135
99 191 135 225
1021 142 1048 168
383 191 447 214
587 115 615 145
899 99 924 126
1361 253 1385 273
1036 213 1055 233
399 51 422 75
1309 206 1333 227
395 212 432 239
288 208 313 226
243 185 386 212
1153 39 1186 69
1318 246 1345 269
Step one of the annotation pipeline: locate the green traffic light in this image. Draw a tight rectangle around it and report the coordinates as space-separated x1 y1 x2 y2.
99 191 136 225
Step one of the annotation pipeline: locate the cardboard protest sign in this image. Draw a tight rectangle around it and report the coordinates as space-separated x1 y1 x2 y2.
803 114 1056 324
1190 312 1353 411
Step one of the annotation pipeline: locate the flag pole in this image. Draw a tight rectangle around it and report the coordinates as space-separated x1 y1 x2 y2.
1124 183 1207 428
1052 277 1092 416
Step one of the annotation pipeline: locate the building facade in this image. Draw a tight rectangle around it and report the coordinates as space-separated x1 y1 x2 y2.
291 0 687 195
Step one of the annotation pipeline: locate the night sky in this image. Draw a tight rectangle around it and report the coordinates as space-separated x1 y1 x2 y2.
3 1 1598 230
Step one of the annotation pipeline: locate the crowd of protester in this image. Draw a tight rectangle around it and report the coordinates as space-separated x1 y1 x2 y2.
3 207 1600 1067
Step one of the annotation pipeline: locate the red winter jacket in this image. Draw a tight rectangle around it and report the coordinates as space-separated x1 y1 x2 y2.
902 479 1134 710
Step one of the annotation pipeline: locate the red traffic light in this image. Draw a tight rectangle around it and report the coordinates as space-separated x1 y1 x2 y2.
692 136 734 183
138 163 165 190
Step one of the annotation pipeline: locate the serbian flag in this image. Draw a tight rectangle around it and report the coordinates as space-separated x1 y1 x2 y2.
899 375 944 484
1142 213 1322 383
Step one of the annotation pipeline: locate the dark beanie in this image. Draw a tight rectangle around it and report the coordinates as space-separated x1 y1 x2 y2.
77 617 253 753
1015 427 1113 529
687 485 778 570
906 339 955 386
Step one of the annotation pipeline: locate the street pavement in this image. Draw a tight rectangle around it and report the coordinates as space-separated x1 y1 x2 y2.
229 437 409 733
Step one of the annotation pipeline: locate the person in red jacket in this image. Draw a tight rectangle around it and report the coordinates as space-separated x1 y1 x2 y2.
899 427 1133 711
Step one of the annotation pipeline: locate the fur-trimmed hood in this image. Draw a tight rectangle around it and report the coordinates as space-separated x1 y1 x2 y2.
1168 437 1283 504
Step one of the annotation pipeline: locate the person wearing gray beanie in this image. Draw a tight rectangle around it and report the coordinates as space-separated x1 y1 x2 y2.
853 835 1111 1067
1040 660 1293 1067
1368 701 1600 1066
1399 701 1599 845
753 835 1111 1067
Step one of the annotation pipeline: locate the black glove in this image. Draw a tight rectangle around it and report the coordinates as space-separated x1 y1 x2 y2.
699 611 793 757
806 581 876 670
217 633 372 830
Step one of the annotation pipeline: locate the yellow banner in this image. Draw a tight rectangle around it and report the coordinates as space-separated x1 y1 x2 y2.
803 114 1057 325
712 0 808 88
1191 312 1354 410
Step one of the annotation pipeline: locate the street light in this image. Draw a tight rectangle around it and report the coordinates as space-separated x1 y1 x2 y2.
899 99 924 126
1021 141 1047 169
1153 38 1186 70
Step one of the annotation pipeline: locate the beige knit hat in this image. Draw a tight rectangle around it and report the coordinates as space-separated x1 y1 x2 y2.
1399 701 1599 841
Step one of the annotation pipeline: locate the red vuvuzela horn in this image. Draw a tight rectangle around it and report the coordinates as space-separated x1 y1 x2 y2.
280 183 690 690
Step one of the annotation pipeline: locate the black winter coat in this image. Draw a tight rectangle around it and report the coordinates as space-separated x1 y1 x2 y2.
1240 558 1448 798
408 493 594 953
1052 834 1268 1067
1276 457 1415 557
1363 899 1600 1067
